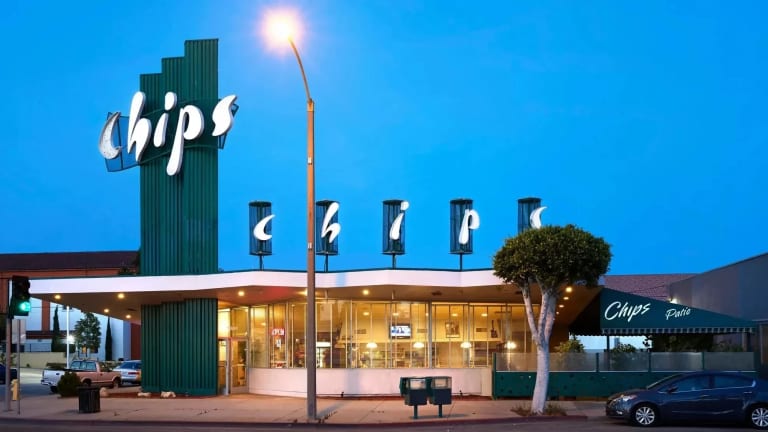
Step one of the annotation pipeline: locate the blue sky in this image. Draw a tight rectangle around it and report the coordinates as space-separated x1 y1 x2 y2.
1 1 766 275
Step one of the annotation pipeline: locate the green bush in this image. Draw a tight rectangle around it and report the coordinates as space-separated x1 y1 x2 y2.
57 371 82 397
511 402 567 416
555 335 585 353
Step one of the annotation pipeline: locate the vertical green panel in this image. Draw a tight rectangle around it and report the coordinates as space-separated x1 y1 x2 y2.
181 39 219 274
141 299 217 395
141 304 161 393
183 298 218 395
161 302 183 390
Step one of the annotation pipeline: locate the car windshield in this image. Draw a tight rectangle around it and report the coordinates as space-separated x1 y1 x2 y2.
120 361 140 369
646 374 683 389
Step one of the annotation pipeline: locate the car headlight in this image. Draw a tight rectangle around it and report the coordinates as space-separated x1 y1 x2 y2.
618 394 637 403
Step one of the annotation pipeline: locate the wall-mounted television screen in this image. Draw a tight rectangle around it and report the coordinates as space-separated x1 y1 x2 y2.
390 325 411 338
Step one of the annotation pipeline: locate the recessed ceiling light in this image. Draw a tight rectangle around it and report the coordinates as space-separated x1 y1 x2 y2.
238 290 245 297
563 296 569 300
362 289 370 295
104 308 110 313
126 314 131 319
117 293 125 299
54 294 61 300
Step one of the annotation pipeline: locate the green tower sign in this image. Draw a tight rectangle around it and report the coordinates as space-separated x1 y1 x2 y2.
98 39 237 276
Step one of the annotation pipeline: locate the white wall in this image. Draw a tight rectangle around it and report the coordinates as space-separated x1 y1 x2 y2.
248 367 491 397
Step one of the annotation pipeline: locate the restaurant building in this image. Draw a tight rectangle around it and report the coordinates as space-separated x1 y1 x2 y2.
9 39 765 397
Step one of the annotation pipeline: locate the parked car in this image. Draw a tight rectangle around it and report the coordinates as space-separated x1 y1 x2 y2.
41 359 121 393
606 371 768 429
113 360 141 386
0 364 19 385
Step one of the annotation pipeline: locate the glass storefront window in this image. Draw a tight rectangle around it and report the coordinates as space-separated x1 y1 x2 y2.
270 304 288 367
240 299 537 369
250 306 268 367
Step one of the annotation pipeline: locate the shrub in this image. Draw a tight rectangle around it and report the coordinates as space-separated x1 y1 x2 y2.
511 402 566 416
57 371 82 397
555 335 585 353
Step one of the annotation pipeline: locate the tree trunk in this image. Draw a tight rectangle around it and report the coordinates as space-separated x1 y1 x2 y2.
527 288 558 415
531 341 550 413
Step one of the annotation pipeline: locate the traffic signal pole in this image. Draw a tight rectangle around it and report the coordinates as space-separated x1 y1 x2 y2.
3 277 11 412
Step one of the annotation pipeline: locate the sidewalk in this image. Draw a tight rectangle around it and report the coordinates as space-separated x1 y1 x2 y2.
0 390 606 426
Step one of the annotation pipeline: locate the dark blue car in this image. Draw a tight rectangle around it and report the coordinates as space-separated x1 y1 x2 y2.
0 364 19 385
606 371 768 429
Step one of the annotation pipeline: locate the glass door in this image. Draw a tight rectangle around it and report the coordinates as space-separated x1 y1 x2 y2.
230 338 248 393
217 338 230 395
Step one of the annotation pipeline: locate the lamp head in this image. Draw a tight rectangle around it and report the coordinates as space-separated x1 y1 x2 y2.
262 9 302 49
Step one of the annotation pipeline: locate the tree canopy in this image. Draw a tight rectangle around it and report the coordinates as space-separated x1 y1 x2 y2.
493 224 611 294
74 312 101 356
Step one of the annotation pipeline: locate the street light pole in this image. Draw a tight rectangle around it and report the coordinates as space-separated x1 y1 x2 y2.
66 306 71 368
288 37 317 421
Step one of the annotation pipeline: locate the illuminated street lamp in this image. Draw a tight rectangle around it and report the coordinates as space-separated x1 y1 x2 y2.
262 9 317 420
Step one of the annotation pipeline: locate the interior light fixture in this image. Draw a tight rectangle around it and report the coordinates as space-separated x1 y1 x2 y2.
460 341 472 349
54 294 61 300
238 290 245 297
413 341 425 349
117 293 125 299
362 289 370 295
505 341 517 350
125 314 131 319
104 308 110 313
366 342 378 349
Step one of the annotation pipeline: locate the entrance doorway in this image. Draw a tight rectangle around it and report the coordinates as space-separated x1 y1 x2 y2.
218 338 248 395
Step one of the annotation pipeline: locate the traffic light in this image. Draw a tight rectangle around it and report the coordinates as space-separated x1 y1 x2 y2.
9 275 31 318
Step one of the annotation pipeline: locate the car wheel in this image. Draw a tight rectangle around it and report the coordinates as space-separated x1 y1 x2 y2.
631 403 658 427
110 378 120 389
749 405 768 429
50 386 58 394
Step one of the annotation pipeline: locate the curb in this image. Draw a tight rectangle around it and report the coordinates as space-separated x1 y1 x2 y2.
0 414 589 428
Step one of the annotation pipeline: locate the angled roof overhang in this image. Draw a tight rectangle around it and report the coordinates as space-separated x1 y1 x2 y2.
570 288 755 336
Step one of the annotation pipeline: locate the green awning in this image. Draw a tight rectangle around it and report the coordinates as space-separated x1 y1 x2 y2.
569 288 755 336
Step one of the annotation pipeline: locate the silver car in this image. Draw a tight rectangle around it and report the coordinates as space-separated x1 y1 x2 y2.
113 360 142 386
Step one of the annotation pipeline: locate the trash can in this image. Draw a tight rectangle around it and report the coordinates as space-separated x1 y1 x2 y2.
78 385 100 413
401 377 428 418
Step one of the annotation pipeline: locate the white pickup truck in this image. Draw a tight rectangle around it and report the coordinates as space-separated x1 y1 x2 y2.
41 360 121 393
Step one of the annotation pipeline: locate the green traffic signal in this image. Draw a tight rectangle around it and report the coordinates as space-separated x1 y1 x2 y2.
10 275 31 318
18 301 31 313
